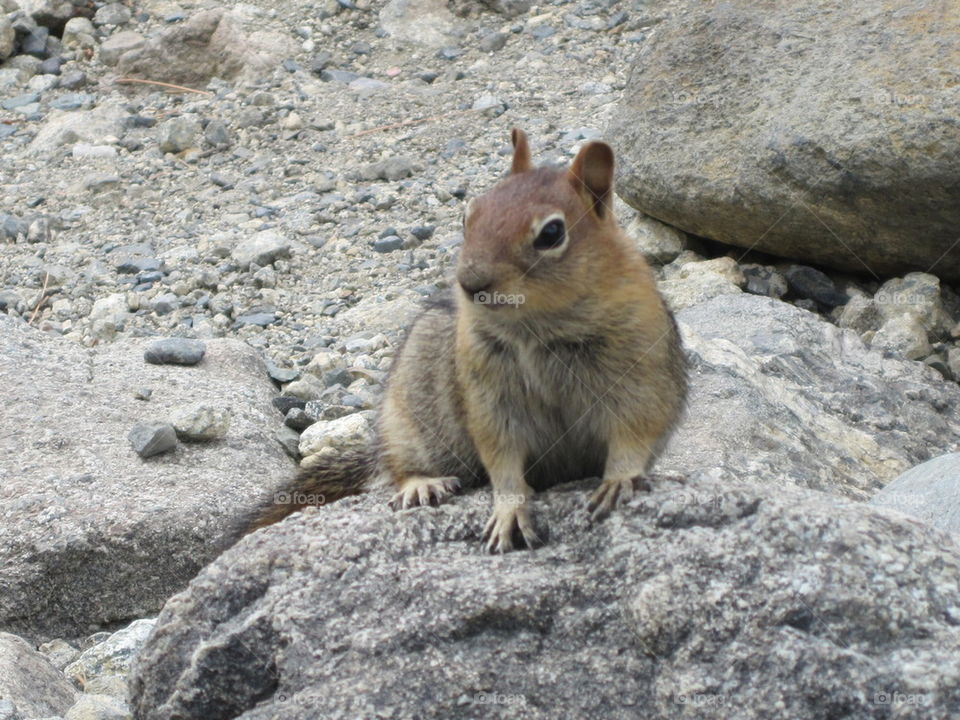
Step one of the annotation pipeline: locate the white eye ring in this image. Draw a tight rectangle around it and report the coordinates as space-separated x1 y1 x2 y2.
531 213 568 255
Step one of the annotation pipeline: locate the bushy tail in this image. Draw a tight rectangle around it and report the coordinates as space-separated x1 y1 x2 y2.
246 448 375 533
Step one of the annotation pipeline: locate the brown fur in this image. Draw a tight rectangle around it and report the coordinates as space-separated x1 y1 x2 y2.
248 129 688 552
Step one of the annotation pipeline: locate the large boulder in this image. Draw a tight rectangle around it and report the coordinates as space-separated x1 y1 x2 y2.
610 0 960 280
0 315 293 641
114 8 297 86
662 294 960 499
129 476 960 720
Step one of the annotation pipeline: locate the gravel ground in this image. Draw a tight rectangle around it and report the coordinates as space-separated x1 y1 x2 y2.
1 0 672 378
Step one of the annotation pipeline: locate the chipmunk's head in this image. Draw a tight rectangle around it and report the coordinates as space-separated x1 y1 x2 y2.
457 128 618 316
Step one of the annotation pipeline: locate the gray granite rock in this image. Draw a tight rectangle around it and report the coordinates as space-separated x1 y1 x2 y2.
115 8 296 85
663 294 960 499
169 404 231 441
64 619 156 692
0 316 292 640
869 452 960 536
0 632 76 718
64 694 130 720
611 0 960 281
157 117 200 154
129 475 960 720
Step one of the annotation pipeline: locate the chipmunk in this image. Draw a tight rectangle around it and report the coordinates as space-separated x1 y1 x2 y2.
251 129 688 552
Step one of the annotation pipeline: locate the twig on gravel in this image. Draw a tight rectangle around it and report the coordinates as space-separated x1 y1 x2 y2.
28 272 50 326
345 108 481 138
114 78 214 96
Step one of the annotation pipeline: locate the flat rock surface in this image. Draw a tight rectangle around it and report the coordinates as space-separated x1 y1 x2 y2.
0 315 293 641
129 476 960 720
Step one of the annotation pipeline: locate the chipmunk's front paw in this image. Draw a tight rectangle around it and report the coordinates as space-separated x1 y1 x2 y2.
482 502 541 553
388 476 461 510
587 475 650 522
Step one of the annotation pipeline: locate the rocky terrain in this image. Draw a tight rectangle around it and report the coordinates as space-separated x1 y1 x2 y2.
2 0 960 718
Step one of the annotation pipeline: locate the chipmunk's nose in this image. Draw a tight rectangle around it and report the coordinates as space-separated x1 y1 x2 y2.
456 264 493 296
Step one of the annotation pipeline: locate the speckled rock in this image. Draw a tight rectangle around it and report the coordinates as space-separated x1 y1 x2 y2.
129 475 960 720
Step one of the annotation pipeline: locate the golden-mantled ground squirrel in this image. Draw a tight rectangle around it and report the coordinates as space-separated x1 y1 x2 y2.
252 129 688 552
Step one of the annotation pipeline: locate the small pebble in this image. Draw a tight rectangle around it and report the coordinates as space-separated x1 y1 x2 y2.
128 422 178 458
170 404 231 441
144 338 206 366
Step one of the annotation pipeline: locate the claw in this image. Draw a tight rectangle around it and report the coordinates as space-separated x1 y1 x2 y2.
482 502 540 553
388 476 461 511
587 475 644 522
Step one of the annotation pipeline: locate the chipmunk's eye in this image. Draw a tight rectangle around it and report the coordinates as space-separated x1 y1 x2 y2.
533 219 565 251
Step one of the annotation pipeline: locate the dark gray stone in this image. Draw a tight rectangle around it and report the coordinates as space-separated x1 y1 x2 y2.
478 30 507 52
59 70 87 89
410 225 435 241
372 235 403 253
783 265 848 308
265 359 300 384
204 119 231 147
127 422 178 458
143 338 207 366
272 396 307 415
319 69 360 83
529 24 555 40
234 312 277 328
741 264 788 298
283 407 314 431
150 293 180 316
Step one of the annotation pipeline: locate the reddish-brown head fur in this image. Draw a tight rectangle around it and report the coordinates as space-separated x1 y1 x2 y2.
456 128 624 316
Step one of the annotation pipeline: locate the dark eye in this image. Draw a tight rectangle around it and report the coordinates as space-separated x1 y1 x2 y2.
533 219 566 251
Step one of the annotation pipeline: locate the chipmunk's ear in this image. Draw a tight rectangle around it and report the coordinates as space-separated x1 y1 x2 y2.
568 141 614 218
510 128 531 174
